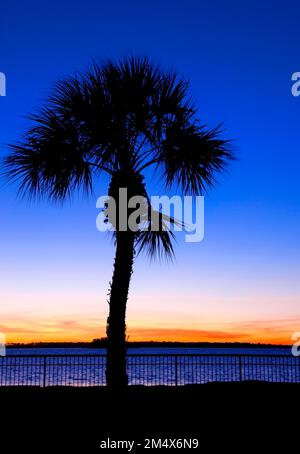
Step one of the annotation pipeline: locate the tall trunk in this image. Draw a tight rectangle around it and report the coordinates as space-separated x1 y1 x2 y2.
106 230 135 388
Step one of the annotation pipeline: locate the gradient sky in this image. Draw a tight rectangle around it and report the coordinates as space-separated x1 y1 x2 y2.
1 0 300 344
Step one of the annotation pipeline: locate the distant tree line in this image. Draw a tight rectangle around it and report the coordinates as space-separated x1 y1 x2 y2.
7 338 289 349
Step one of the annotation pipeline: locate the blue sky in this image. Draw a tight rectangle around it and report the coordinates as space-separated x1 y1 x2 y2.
0 0 299 343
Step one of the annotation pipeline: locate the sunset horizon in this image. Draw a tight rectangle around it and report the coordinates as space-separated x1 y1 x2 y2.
1 1 300 449
3 316 298 345
2 0 300 352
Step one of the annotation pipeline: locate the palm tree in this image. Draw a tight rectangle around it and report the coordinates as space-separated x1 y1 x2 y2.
4 57 233 388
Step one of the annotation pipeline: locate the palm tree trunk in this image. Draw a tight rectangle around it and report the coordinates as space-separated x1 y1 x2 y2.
106 230 135 388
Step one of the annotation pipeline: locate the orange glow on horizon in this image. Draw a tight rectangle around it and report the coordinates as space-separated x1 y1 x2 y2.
2 292 299 346
3 321 298 346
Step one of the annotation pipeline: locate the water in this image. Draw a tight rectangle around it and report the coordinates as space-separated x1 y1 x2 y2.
4 347 293 356
1 347 298 386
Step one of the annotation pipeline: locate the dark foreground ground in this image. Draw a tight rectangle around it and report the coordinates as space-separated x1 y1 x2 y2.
0 382 299 451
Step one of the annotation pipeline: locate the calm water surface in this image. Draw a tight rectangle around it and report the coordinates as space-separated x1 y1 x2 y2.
1 347 297 386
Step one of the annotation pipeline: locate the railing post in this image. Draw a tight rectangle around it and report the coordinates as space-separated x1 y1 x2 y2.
1 353 293 388
239 356 243 382
43 356 47 387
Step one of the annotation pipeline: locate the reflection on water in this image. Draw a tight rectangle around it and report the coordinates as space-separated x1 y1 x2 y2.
0 348 299 386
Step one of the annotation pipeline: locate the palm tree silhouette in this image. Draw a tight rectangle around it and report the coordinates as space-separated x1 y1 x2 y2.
4 57 233 388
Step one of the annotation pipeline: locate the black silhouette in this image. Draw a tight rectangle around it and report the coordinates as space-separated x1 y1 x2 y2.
4 57 233 388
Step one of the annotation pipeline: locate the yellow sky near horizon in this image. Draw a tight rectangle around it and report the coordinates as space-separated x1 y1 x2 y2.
1 287 300 345
1 263 299 346
1 312 299 345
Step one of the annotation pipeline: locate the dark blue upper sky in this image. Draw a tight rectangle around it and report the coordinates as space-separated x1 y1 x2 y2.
0 0 299 342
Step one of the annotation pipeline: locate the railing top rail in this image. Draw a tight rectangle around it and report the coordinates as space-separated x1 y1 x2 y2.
0 353 297 358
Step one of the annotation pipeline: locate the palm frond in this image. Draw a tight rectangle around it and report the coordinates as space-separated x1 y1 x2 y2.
3 55 234 259
4 111 94 200
135 228 175 261
156 123 234 195
135 207 182 260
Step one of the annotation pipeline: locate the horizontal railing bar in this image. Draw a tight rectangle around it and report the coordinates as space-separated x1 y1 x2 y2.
0 353 297 358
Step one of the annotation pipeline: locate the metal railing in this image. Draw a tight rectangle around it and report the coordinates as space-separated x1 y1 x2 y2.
0 354 299 387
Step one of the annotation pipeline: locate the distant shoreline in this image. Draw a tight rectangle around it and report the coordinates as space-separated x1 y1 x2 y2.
6 340 291 349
